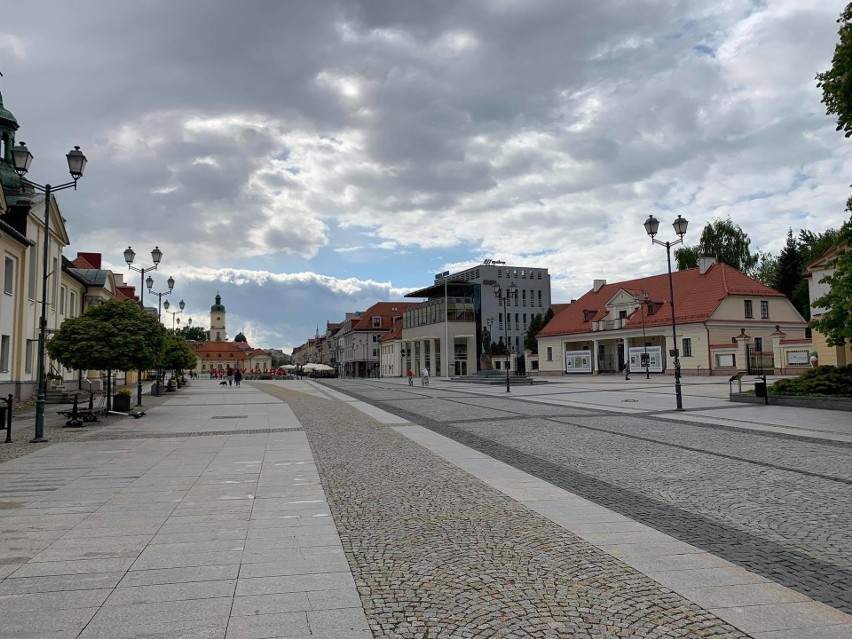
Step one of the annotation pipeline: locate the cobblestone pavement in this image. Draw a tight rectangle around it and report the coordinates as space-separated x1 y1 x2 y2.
321 381 852 616
262 384 749 638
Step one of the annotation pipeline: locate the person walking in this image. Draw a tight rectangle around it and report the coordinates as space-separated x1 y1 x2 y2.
234 368 242 387
407 369 414 386
226 366 234 386
421 366 429 386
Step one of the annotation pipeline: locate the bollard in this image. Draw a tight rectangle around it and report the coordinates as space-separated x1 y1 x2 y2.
2 394 12 443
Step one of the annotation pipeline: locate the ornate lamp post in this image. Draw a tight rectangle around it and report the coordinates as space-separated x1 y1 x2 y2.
492 282 518 393
148 276 174 396
124 246 163 406
11 142 87 443
163 298 185 332
643 214 688 410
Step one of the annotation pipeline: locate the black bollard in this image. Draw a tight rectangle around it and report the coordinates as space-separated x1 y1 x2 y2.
2 394 12 443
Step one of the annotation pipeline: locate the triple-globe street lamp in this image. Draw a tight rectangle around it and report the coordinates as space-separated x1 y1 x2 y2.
492 282 518 393
163 298 185 332
11 142 87 443
124 246 163 406
643 213 689 411
148 276 175 395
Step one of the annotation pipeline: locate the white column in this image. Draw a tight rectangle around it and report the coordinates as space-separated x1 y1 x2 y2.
593 339 600 375
419 340 426 373
429 339 437 376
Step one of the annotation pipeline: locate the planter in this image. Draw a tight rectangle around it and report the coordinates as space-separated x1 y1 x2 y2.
729 392 852 412
113 394 132 412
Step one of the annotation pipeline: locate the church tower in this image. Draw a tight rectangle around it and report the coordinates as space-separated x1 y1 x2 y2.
210 293 226 342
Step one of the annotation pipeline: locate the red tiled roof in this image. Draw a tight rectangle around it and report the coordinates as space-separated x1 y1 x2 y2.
352 302 417 331
538 263 785 339
380 319 403 342
780 339 811 345
710 343 737 350
71 254 98 269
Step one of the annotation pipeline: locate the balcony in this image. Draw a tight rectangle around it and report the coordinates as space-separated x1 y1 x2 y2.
592 318 626 331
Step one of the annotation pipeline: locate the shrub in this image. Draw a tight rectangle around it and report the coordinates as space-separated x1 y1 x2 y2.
769 365 852 397
115 388 133 396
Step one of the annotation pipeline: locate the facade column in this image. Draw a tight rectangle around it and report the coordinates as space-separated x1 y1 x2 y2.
592 339 600 375
770 326 786 375
735 329 751 372
419 340 426 373
429 339 437 376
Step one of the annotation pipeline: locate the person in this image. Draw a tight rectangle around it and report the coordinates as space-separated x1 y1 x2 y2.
407 369 413 386
421 366 429 386
226 366 234 386
234 368 242 387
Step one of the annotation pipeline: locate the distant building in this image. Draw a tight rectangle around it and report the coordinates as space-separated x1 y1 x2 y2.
189 294 271 375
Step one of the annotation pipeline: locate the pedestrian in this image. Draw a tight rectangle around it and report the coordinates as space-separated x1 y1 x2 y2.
234 368 242 387
407 369 413 386
421 367 429 386
226 366 234 386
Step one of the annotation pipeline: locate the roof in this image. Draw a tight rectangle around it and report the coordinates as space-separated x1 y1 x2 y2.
351 301 417 331
538 263 785 339
405 281 475 299
67 268 110 287
805 241 848 273
380 319 404 342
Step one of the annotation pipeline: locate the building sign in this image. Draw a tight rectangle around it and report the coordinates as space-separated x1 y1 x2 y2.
564 350 592 373
786 350 809 365
628 346 663 373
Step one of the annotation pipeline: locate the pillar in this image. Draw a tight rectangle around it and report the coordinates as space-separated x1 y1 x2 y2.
592 339 600 375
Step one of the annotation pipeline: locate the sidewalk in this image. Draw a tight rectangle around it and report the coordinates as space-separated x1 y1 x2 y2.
0 378 847 638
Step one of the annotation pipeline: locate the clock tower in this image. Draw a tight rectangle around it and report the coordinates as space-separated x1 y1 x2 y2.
210 293 227 342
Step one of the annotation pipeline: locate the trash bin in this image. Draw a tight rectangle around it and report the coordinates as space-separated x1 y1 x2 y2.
0 405 5 429
754 381 767 398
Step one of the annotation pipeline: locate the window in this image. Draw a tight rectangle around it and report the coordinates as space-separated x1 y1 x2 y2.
744 300 753 318
760 300 769 319
682 338 692 357
0 335 9 372
4 256 14 295
538 290 542 306
521 270 525 279
59 286 66 315
372 316 381 327
69 291 77 318
522 290 526 306
546 346 553 361
25 340 34 374
754 337 763 352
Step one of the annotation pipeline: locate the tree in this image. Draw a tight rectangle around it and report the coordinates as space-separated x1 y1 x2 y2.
810 219 852 347
817 3 852 137
47 300 167 373
160 334 198 371
182 326 209 341
772 228 804 304
524 307 556 353
675 217 759 274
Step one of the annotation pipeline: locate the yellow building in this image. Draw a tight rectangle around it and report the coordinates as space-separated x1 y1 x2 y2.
805 243 849 367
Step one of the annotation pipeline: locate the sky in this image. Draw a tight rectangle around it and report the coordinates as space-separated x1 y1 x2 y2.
2 0 850 351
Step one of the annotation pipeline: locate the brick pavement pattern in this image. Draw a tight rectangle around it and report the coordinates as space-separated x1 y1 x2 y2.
325 382 852 616
265 384 749 638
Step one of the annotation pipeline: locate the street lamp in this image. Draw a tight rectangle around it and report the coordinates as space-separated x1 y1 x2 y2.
163 298 185 332
125 246 163 406
643 214 688 410
492 282 518 393
148 276 174 395
11 142 87 443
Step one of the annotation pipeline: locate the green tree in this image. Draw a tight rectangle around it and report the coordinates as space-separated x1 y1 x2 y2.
182 326 209 341
160 334 198 371
772 228 804 305
752 251 778 287
524 307 556 353
810 219 852 347
47 300 167 373
816 3 852 137
675 217 759 274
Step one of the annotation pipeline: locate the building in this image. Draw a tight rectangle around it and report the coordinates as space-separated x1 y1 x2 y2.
336 302 415 378
805 243 849 367
537 259 809 376
189 294 271 375
398 261 552 377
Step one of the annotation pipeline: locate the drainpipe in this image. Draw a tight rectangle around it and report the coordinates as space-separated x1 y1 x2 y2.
705 323 712 376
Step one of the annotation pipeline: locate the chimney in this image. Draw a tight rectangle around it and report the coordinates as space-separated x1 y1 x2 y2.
76 252 102 269
593 279 606 292
698 256 716 275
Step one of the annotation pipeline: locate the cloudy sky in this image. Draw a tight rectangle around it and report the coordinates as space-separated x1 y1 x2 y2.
2 0 849 350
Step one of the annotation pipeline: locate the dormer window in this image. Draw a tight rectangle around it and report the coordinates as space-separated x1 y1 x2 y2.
583 310 591 322
647 302 654 316
372 316 381 327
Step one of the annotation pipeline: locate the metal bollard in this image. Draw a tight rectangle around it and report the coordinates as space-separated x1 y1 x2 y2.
2 394 12 443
